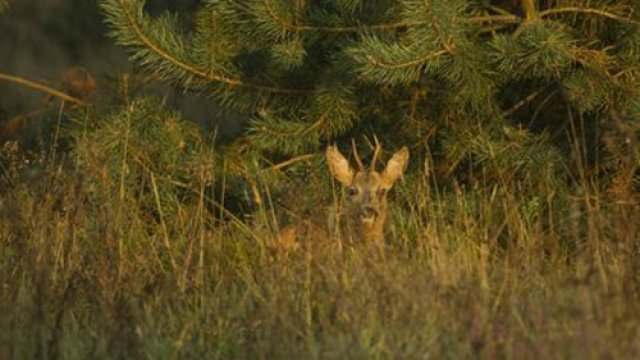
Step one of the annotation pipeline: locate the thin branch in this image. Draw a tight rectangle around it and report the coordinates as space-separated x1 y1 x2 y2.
366 49 449 70
259 1 638 33
529 89 559 128
503 88 545 117
262 0 521 34
0 72 87 106
422 0 455 53
262 0 408 33
118 0 309 95
266 154 315 171
540 7 640 25
468 14 521 24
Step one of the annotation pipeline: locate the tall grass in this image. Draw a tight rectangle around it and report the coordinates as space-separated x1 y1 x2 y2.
0 104 638 359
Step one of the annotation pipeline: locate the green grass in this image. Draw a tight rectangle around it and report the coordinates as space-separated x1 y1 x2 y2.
0 104 638 358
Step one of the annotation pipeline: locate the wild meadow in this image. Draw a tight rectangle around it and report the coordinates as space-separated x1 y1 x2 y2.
0 100 638 359
2 0 640 358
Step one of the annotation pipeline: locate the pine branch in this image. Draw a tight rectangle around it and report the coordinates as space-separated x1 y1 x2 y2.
93 0 640 198
490 21 577 81
244 0 523 35
540 7 639 25
468 14 521 24
261 0 407 33
347 37 437 85
0 72 88 106
366 49 450 70
101 0 310 95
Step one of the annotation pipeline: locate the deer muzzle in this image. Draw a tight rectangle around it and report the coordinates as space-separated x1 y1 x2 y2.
360 206 379 224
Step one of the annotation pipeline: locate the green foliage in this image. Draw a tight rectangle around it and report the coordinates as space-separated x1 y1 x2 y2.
2 2 640 358
491 21 577 81
98 0 640 218
1 140 639 358
72 97 217 221
441 123 565 188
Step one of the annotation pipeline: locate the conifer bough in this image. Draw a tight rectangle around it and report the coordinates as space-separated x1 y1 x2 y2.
100 0 640 195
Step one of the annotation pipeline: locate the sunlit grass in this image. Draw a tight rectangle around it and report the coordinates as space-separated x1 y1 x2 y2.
0 104 638 359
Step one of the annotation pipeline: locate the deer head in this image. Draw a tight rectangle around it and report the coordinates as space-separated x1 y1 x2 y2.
326 139 409 243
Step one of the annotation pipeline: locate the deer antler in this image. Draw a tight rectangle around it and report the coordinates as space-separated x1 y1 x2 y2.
351 138 364 171
371 135 382 171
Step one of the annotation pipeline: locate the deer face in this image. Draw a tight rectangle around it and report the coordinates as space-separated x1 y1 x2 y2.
346 171 387 224
326 143 409 233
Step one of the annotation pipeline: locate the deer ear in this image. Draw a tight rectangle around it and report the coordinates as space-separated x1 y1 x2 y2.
380 146 409 189
326 146 354 185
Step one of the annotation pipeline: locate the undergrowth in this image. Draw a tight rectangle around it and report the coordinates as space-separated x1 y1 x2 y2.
0 100 638 359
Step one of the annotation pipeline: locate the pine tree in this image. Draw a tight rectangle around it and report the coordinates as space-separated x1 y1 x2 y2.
99 0 639 200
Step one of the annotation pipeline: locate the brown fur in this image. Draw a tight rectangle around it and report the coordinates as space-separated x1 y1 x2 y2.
273 143 409 253
326 144 409 243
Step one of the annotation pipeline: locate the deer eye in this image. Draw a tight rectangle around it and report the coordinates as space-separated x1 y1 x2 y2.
347 186 358 196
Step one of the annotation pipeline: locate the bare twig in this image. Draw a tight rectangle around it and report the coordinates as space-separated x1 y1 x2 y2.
540 7 639 26
0 72 87 106
266 154 315 172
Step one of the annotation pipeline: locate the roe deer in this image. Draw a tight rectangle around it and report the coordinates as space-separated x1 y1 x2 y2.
326 139 409 244
273 139 409 252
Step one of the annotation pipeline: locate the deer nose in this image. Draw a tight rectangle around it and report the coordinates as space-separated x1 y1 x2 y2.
361 206 378 220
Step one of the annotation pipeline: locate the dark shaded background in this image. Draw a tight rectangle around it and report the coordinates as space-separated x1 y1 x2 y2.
0 0 244 143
